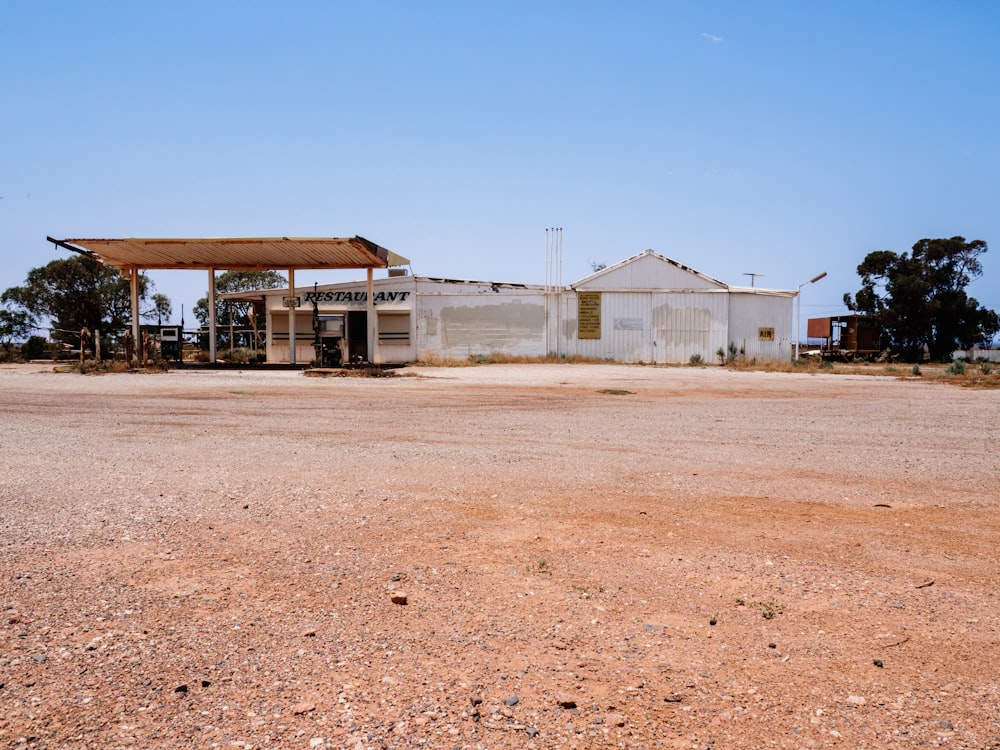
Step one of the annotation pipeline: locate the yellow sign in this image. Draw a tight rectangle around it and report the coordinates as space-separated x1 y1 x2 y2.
758 327 775 341
578 292 601 339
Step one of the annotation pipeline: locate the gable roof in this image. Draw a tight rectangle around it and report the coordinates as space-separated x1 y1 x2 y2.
572 249 728 291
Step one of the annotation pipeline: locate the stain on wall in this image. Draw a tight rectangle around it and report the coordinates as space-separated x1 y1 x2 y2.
440 301 544 351
652 301 714 348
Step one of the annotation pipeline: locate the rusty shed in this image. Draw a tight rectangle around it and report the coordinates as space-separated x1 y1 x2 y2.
806 315 882 359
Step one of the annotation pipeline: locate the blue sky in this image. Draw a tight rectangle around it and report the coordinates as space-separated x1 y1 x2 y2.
3 1 999 334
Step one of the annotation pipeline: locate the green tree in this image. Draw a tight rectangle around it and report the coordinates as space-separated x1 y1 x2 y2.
193 270 286 347
149 293 173 326
1 256 156 345
0 308 33 359
844 237 999 361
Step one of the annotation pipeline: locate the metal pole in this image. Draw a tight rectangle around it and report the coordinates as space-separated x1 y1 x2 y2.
795 271 827 360
556 228 562 356
795 289 801 361
544 229 550 353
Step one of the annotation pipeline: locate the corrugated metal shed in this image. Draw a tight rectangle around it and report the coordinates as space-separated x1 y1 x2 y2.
49 236 409 271
573 250 727 291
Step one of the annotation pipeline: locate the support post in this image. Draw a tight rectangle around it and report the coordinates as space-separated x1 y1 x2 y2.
288 268 296 365
367 267 374 365
208 269 217 363
130 269 140 364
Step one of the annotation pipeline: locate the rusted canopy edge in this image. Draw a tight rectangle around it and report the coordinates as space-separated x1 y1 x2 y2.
46 236 410 271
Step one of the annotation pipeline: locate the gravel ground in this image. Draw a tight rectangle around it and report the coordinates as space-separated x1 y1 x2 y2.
1 362 999 749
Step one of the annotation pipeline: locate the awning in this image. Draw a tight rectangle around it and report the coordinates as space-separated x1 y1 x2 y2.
47 236 409 271
46 234 409 366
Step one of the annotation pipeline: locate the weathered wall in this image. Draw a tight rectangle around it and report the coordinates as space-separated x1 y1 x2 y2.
728 292 794 361
556 291 731 363
650 292 730 363
417 295 545 358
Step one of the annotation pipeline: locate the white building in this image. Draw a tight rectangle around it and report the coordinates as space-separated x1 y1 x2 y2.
246 250 796 365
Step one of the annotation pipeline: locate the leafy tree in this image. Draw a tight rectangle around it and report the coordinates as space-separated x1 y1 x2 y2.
844 237 999 361
1 255 156 345
0 308 33 359
149 293 173 326
193 270 286 347
21 336 47 360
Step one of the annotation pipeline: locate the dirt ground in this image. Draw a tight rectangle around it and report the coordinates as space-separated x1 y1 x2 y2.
1 362 999 750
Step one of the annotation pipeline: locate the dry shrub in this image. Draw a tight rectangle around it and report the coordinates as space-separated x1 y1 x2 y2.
933 366 1000 389
486 352 609 364
73 359 150 375
417 352 612 367
725 357 826 374
415 352 478 367
304 366 396 378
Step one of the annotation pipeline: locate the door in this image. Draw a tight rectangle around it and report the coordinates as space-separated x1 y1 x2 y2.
346 311 368 363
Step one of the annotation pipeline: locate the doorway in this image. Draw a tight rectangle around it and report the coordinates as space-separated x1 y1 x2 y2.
346 311 368 363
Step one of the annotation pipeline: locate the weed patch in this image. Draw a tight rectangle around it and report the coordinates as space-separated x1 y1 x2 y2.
416 352 614 367
735 596 784 619
526 558 552 575
304 367 397 378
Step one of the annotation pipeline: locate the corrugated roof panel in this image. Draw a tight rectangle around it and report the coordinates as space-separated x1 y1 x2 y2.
54 236 409 270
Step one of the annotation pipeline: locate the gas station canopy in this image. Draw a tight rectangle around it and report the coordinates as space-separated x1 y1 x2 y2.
46 235 409 366
47 235 409 272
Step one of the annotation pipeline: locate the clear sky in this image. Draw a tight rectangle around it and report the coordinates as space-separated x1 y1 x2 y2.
3 1 999 334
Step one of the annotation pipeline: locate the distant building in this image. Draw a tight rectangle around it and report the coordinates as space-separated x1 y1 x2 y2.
235 250 796 365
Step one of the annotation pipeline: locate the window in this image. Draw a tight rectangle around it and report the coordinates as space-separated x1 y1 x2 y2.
378 313 410 344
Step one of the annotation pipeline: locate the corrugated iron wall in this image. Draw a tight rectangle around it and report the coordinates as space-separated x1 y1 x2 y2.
727 293 794 361
652 292 730 363
554 290 791 363
558 291 732 363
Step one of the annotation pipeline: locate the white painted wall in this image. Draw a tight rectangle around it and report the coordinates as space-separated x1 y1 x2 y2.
415 292 546 359
254 254 796 365
728 292 795 361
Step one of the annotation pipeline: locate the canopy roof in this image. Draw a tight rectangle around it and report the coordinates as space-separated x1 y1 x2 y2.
48 236 409 271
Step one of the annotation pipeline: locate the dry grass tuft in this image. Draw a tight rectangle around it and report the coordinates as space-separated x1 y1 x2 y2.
69 359 158 375
415 352 612 367
304 366 397 378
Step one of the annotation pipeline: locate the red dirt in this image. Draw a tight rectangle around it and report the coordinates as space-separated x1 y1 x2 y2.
1 363 998 749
